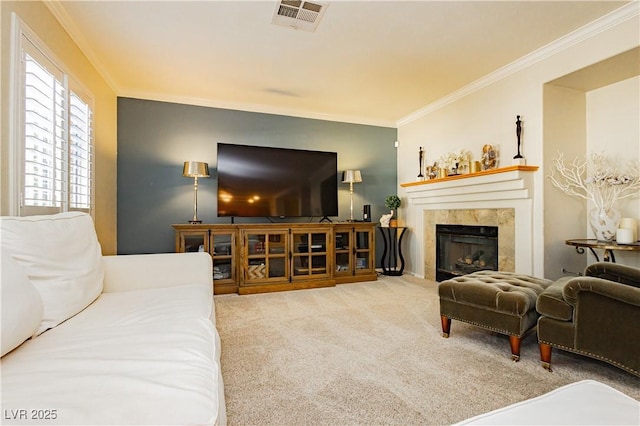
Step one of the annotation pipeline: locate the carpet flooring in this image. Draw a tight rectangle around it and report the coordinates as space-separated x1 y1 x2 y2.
215 275 639 425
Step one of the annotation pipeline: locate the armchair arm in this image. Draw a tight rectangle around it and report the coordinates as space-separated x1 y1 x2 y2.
102 252 213 293
584 262 640 287
562 276 640 307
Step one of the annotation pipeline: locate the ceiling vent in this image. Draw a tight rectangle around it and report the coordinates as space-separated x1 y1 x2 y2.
272 0 328 32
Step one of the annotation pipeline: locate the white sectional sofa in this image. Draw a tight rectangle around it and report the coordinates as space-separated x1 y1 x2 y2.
1 212 226 425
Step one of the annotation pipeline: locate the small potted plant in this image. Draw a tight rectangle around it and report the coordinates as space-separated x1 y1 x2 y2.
384 195 402 227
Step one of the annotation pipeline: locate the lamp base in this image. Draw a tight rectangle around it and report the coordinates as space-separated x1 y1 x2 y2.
188 219 203 224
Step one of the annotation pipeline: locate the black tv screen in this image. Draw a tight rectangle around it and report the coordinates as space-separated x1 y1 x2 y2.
216 143 338 218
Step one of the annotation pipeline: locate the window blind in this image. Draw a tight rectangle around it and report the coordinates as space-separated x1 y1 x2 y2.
69 91 93 210
23 51 67 211
15 23 94 217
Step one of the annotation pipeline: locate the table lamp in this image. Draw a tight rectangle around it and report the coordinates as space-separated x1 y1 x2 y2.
183 161 210 223
342 169 362 222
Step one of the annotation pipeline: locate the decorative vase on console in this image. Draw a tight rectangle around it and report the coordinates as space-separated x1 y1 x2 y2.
549 152 639 242
589 207 621 242
389 210 398 227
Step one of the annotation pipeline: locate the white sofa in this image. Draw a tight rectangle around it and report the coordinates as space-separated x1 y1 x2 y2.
456 380 639 425
1 212 226 425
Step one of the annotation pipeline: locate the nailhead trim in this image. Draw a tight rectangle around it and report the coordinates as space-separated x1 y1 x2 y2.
444 315 526 338
540 340 639 377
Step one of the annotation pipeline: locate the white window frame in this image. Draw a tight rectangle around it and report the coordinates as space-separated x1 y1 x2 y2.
9 13 95 217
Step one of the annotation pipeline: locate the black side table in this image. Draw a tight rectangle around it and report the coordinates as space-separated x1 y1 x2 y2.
378 226 408 276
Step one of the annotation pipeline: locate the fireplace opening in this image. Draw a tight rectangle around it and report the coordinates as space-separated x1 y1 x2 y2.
436 224 498 281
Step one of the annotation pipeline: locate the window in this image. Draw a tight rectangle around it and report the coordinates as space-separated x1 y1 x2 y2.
10 14 94 217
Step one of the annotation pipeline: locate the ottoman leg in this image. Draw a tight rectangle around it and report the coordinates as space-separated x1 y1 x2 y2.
539 343 552 371
441 315 451 338
508 335 521 362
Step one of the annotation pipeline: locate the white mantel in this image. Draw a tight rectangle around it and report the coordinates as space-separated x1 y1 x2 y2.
400 166 540 280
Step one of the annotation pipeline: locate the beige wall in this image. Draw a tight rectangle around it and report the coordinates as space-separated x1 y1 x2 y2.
543 84 587 279
1 1 117 254
587 76 640 267
397 6 639 278
544 64 639 277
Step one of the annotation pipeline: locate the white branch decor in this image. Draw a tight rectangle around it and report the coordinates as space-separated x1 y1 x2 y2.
548 152 640 212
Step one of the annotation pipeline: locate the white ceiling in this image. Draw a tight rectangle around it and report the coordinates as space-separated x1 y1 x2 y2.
48 1 629 127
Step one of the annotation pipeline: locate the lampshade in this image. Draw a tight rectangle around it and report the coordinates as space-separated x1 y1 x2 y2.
183 161 210 178
342 170 362 184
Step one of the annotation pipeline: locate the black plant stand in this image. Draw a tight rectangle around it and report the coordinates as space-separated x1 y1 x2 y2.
378 226 408 276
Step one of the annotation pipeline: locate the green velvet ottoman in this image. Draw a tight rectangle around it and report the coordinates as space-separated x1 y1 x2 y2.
439 271 553 361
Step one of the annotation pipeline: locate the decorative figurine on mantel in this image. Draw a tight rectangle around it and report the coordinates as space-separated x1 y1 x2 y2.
426 162 437 179
481 144 497 170
513 115 526 165
418 146 425 179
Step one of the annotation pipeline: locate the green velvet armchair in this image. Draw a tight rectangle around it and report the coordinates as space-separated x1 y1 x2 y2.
536 262 640 377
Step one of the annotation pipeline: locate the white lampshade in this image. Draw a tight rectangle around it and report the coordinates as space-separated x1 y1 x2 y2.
183 161 210 178
342 170 362 184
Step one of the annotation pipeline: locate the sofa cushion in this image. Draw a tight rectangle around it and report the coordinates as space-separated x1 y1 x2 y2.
0 212 103 335
1 252 44 356
0 282 219 425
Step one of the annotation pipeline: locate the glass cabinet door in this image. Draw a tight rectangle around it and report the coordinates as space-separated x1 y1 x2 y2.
334 229 352 276
211 231 234 282
354 228 373 273
292 230 330 279
245 231 288 282
179 230 209 253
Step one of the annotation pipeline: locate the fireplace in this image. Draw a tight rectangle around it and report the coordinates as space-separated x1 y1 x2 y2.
424 208 514 281
436 224 498 281
402 166 538 280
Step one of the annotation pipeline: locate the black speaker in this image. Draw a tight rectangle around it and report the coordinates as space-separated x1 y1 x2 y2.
363 205 371 222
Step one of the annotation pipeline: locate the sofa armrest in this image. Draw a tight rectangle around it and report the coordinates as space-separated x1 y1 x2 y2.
584 262 640 287
562 276 640 307
102 252 213 293
536 277 574 321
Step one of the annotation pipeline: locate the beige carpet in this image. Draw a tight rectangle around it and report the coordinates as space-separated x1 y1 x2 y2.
215 275 639 426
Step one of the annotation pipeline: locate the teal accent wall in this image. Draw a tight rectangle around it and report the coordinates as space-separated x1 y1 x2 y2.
117 98 397 257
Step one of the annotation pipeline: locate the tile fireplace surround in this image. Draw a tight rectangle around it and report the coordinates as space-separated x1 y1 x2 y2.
427 208 514 281
401 166 539 281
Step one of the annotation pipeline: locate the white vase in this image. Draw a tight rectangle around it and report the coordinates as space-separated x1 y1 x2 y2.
589 207 621 242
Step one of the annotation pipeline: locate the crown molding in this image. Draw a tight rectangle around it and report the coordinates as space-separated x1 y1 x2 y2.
44 0 393 128
43 0 638 129
119 90 397 128
43 0 119 93
396 1 640 127
43 0 395 128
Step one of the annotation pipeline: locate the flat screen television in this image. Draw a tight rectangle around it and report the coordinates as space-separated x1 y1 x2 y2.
216 143 338 218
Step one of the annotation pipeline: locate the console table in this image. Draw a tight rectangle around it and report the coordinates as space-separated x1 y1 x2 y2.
565 239 640 263
378 226 408 276
173 222 377 294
